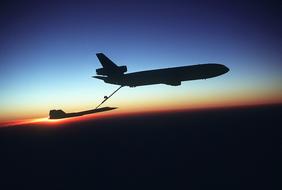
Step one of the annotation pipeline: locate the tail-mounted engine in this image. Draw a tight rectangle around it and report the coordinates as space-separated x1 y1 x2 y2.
96 65 127 76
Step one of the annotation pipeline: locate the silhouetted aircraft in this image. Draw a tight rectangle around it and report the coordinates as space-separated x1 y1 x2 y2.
93 53 229 87
49 107 117 119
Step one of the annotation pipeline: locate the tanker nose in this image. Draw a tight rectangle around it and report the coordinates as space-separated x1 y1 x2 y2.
219 65 229 74
223 65 229 73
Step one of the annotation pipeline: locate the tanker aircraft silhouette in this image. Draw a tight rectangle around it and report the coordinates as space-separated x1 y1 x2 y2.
50 53 229 118
93 53 229 87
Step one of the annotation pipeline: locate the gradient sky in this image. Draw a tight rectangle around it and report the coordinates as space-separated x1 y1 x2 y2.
0 0 281 122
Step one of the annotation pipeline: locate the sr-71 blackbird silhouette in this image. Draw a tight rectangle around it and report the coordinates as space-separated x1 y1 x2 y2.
49 107 117 119
93 53 229 87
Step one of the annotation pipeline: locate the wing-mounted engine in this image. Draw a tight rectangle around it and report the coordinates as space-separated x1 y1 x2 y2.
164 80 181 86
96 65 127 76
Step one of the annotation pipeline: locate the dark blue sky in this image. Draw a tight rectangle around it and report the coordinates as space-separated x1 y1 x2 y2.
0 0 281 121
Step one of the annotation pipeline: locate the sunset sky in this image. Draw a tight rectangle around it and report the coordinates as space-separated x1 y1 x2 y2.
0 0 281 123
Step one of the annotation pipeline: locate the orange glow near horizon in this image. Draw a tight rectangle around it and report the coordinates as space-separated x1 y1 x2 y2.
0 109 121 128
1 74 282 125
0 117 67 128
1 101 281 128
